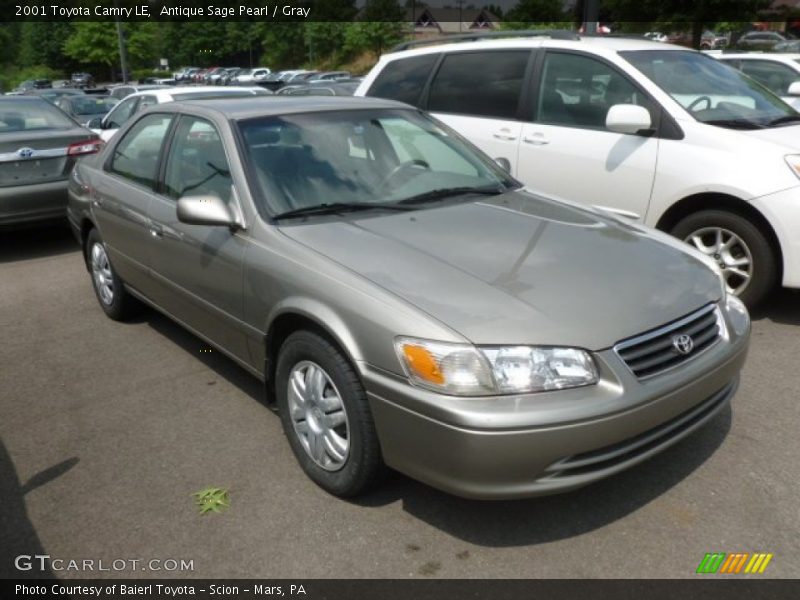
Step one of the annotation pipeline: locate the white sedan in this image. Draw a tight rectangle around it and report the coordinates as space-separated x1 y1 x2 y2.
89 86 271 142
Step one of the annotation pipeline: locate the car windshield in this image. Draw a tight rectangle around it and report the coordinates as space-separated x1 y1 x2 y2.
71 97 117 115
0 99 77 132
621 49 797 127
238 108 516 218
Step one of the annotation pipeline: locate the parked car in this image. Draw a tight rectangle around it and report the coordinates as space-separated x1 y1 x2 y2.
276 81 360 96
312 71 352 81
0 96 102 226
736 31 789 51
108 84 167 101
204 67 228 84
236 68 272 84
67 96 750 499
54 95 118 127
174 67 200 82
23 88 86 104
89 86 271 141
700 31 728 50
714 53 800 109
71 72 94 89
357 33 800 307
774 39 800 53
644 32 668 43
14 80 51 93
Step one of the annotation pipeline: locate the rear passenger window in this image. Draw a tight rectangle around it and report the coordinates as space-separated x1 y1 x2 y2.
109 113 172 189
428 51 529 119
366 53 439 106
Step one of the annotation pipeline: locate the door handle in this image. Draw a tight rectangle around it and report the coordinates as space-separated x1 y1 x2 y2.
149 224 163 238
523 133 550 146
492 129 517 141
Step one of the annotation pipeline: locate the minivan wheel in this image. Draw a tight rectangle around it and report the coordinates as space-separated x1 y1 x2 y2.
85 228 139 321
671 210 777 308
275 330 385 497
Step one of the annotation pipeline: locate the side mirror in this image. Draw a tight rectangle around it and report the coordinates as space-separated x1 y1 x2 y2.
176 195 238 228
86 117 104 129
606 104 652 135
494 157 511 173
788 81 800 96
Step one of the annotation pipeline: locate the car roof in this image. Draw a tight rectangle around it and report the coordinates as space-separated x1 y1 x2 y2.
121 86 264 101
716 52 800 61
384 34 686 60
167 95 409 119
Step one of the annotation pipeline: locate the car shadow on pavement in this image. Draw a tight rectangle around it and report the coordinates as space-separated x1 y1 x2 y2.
0 221 78 264
749 288 800 327
355 404 732 547
0 438 75 578
141 310 265 404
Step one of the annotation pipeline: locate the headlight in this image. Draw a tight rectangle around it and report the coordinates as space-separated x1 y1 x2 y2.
395 337 598 396
785 155 800 180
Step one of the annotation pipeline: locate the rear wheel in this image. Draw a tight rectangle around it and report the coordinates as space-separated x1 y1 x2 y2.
275 330 385 497
671 210 777 308
85 228 139 321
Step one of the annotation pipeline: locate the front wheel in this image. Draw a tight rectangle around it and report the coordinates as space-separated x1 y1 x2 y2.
671 210 777 308
275 330 385 497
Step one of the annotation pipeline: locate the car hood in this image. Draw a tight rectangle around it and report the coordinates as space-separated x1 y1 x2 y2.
279 192 721 350
742 122 800 149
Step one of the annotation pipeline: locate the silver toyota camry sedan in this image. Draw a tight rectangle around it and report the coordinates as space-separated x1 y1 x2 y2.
67 97 750 499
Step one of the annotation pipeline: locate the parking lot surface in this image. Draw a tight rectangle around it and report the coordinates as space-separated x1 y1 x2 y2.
1 223 799 579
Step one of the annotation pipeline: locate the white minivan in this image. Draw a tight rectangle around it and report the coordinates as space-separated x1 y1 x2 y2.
356 33 800 307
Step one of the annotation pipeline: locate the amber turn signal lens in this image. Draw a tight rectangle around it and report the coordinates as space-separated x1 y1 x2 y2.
401 344 444 385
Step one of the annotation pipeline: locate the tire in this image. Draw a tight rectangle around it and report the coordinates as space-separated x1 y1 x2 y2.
275 330 385 497
85 228 140 321
671 210 777 308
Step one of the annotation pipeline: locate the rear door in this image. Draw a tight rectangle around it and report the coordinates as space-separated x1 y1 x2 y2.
517 50 659 220
423 50 533 175
146 115 249 362
92 112 174 292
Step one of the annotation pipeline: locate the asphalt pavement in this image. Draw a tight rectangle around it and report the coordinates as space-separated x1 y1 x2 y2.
1 222 798 579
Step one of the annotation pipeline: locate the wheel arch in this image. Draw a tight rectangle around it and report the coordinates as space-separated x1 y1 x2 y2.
654 192 783 280
263 304 363 406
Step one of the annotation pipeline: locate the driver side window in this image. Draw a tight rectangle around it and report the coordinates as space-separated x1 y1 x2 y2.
536 52 654 130
164 116 232 203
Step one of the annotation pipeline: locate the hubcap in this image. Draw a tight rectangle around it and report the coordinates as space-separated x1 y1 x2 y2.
287 361 349 471
685 227 753 296
90 242 114 305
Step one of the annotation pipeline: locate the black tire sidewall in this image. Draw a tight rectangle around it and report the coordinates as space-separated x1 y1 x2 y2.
275 330 383 497
671 210 777 308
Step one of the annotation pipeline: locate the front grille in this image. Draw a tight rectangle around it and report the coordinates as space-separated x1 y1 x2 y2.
542 381 733 479
614 303 723 379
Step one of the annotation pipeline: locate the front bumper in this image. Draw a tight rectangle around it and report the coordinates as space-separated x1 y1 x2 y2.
0 180 69 226
362 305 749 500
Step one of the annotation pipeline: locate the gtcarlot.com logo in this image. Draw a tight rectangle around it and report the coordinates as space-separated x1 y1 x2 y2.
15 554 194 572
696 552 773 574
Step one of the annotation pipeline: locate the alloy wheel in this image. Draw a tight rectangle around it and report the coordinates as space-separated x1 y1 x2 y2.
287 361 350 471
685 227 753 296
90 242 114 305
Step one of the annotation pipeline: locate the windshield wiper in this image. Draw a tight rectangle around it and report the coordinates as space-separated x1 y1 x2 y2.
396 185 507 206
273 202 414 221
767 115 800 127
703 118 765 130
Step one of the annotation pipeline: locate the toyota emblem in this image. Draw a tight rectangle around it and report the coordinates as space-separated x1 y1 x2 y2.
17 147 35 159
672 334 694 355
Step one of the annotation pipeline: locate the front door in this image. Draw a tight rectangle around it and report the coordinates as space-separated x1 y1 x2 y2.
146 115 249 362
517 51 659 220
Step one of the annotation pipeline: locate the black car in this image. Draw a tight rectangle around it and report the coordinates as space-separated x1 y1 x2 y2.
71 72 94 89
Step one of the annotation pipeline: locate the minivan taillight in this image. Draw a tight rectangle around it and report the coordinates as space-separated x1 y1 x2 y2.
68 139 103 157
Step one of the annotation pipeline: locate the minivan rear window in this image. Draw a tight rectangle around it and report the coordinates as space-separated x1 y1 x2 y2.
366 53 439 106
